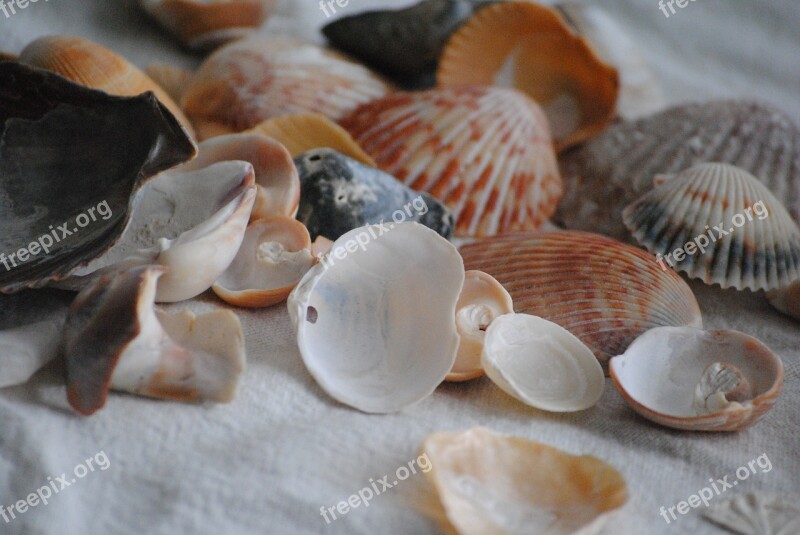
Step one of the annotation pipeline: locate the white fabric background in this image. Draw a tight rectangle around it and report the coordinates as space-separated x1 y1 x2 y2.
1 1 798 534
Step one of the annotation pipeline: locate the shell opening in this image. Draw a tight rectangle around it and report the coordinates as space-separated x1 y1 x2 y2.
306 306 318 324
457 304 495 335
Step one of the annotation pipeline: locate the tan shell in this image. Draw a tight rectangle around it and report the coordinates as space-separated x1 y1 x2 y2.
146 63 193 103
421 427 628 535
19 35 195 138
610 327 783 432
460 230 703 372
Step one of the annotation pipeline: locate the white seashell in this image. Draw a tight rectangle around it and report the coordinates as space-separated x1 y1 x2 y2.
610 326 783 431
287 222 464 413
482 313 605 412
623 163 800 291
704 492 800 535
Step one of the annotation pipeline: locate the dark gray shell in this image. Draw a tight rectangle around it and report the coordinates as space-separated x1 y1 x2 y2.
0 61 196 293
322 0 495 88
295 148 454 241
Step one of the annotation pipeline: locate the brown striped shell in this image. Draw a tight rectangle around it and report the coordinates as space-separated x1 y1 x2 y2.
460 230 703 371
339 86 562 237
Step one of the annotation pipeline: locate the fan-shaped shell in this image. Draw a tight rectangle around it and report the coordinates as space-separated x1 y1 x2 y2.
556 100 800 241
623 163 800 291
181 37 392 140
437 1 619 150
340 86 562 237
460 230 703 371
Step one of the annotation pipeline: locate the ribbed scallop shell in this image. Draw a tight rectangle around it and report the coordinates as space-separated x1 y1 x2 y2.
181 37 392 140
460 230 703 370
556 101 800 242
340 86 562 237
623 163 800 291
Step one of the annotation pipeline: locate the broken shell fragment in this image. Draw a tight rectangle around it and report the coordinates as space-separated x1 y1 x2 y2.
447 271 513 382
421 427 628 535
437 1 619 150
340 86 562 237
609 327 783 431
64 266 246 416
623 163 800 291
294 149 454 241
0 61 196 294
139 0 277 50
213 217 314 308
287 223 464 413
482 313 605 411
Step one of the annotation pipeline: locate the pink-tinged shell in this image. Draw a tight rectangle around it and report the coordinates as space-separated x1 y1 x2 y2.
181 37 392 140
460 230 703 372
340 86 562 237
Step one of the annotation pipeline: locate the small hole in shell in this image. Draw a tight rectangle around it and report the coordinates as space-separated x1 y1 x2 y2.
309 155 321 162
306 306 318 324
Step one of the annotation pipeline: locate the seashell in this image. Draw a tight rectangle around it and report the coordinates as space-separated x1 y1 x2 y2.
287 223 464 413
704 492 800 535
0 289 74 388
62 161 256 303
0 61 196 294
322 0 495 88
19 35 195 138
64 266 246 416
766 282 800 321
146 63 193 104
180 133 300 220
460 230 703 371
294 148 454 241
447 270 513 382
556 100 800 241
421 427 628 535
483 313 605 411
340 86 562 237
609 326 783 431
139 0 277 50
181 36 392 140
248 113 376 167
437 1 619 150
623 163 800 291
310 236 334 261
212 216 314 308
0 52 17 62
554 2 664 119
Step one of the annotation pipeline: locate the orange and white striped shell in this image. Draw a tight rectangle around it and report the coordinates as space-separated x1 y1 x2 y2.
181 37 392 140
460 230 703 371
340 86 562 237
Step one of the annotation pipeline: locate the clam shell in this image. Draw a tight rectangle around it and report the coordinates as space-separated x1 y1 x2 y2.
609 326 784 432
287 223 464 413
0 62 196 294
181 36 392 140
294 149 454 241
704 492 800 535
556 100 800 241
421 427 628 535
460 230 703 371
19 35 195 138
139 0 277 50
623 163 800 291
340 86 562 237
437 1 619 150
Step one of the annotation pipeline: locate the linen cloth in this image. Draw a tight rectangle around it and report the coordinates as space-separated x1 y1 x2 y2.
1 1 798 534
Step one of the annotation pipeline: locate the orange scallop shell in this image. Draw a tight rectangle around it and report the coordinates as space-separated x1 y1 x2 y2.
339 85 562 237
460 230 703 371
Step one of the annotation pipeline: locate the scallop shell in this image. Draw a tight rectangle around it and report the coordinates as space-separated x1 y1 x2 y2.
0 61 196 294
19 35 195 138
421 427 628 535
460 230 703 371
140 0 277 50
437 1 619 150
556 100 800 241
287 223 464 413
609 326 784 432
248 113 376 166
340 86 562 237
704 492 800 535
623 163 800 291
181 36 392 140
